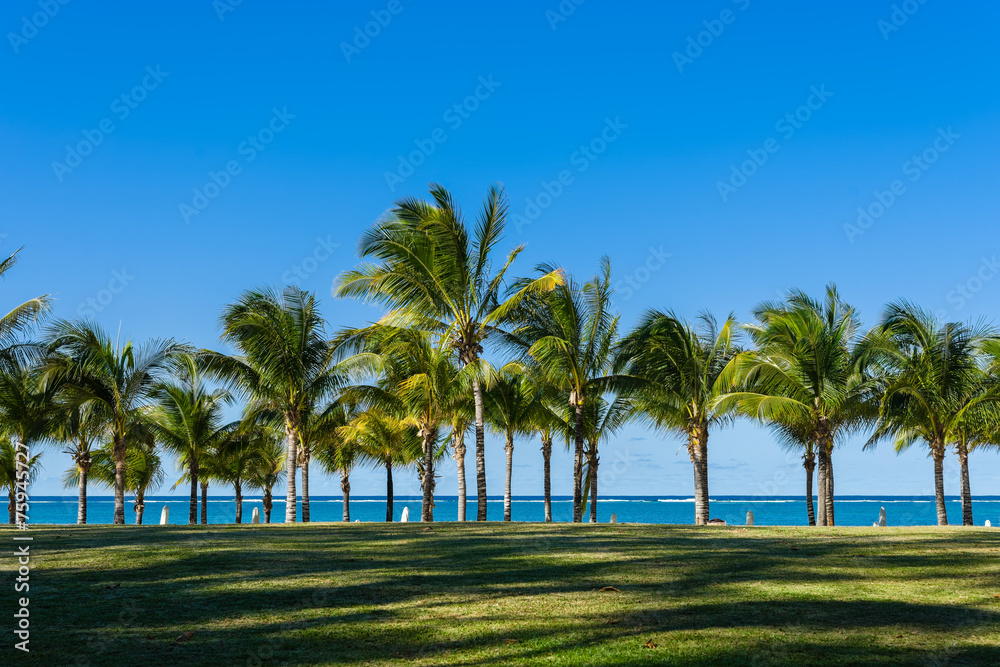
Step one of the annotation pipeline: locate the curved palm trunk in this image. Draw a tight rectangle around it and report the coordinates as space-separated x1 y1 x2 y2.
385 459 394 522
933 446 948 526
421 427 436 522
263 488 273 523
473 378 488 521
284 420 299 523
113 435 127 525
824 445 835 526
188 461 199 525
958 443 973 526
77 463 90 525
301 447 310 523
588 445 599 523
542 437 553 523
454 430 467 522
803 451 816 527
134 491 145 525
691 422 709 526
816 448 828 526
341 471 351 522
200 480 208 525
572 401 585 523
503 433 514 522
234 480 243 524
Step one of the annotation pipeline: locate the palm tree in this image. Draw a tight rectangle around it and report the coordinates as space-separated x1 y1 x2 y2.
530 394 561 523
51 403 106 524
863 302 996 526
767 420 819 525
125 442 164 525
2 436 42 524
246 434 286 524
716 286 871 526
503 259 623 522
202 287 337 523
618 312 738 525
44 320 186 524
335 184 562 521
315 408 361 522
484 372 545 521
216 422 274 524
339 409 420 522
448 410 472 521
579 393 633 523
148 356 234 524
1 248 51 369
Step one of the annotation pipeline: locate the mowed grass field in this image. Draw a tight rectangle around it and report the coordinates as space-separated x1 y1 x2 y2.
7 523 1000 666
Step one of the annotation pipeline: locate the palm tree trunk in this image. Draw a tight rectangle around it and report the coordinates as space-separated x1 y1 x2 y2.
454 429 467 522
504 433 514 522
201 480 208 525
284 420 299 523
263 488 272 523
825 444 835 526
816 447 828 526
9 488 16 524
189 461 199 525
804 451 816 527
421 427 435 522
958 443 973 526
473 378 488 521
77 464 89 525
234 481 243 524
588 445 599 523
542 437 552 523
301 446 310 523
572 400 585 523
385 459 394 522
933 446 948 526
692 422 709 526
113 436 127 525
341 471 350 522
134 490 145 525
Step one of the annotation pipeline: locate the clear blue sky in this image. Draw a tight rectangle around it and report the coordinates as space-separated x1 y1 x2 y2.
4 1 1000 499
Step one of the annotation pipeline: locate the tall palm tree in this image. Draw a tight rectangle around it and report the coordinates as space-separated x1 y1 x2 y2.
2 436 42 524
484 372 545 521
1 248 51 369
44 320 186 524
202 287 337 523
503 258 623 522
863 302 996 526
51 403 107 524
335 184 562 521
618 312 738 525
716 286 871 526
148 356 234 524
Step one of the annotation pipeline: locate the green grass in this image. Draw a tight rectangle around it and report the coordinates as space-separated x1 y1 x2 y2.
8 523 1000 666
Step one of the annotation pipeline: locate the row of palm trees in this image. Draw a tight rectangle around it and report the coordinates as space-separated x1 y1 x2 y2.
4 185 1000 527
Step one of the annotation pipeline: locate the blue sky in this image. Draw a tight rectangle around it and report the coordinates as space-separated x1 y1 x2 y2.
4 1 1000 500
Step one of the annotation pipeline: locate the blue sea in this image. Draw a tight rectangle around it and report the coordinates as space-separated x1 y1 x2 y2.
21 495 1000 526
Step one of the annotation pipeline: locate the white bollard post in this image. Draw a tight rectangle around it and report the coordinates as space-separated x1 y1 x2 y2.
159 505 169 525
251 507 260 524
986 520 992 528
878 507 887 527
400 507 409 523
746 511 754 526
610 513 617 524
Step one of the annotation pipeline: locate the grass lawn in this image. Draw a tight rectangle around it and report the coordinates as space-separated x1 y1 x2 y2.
7 523 1000 666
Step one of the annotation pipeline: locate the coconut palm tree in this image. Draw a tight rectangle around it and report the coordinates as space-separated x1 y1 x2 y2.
503 258 624 522
579 393 634 523
863 302 997 526
314 406 361 522
618 312 738 525
335 184 562 521
716 286 871 526
530 393 562 523
1 436 42 524
246 434 286 524
148 356 234 524
76 442 163 524
1 248 51 369
484 372 545 521
202 287 338 523
44 320 186 524
448 409 472 521
51 402 107 524
215 422 275 524
767 420 818 525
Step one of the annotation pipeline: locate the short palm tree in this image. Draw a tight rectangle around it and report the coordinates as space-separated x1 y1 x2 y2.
863 302 996 525
314 406 361 522
1 248 51 369
484 372 545 521
335 183 562 521
51 402 107 524
77 442 164 524
246 434 286 523
579 393 634 523
716 286 871 526
44 320 186 524
202 287 338 523
618 312 738 525
216 422 275 524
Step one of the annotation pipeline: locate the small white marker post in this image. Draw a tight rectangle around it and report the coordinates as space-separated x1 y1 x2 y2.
400 507 409 523
746 511 754 526
159 505 169 525
251 507 260 524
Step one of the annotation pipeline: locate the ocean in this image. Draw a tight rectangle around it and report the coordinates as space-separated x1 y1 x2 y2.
20 495 1000 526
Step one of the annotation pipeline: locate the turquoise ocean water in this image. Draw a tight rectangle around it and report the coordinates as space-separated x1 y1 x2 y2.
21 495 1000 526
